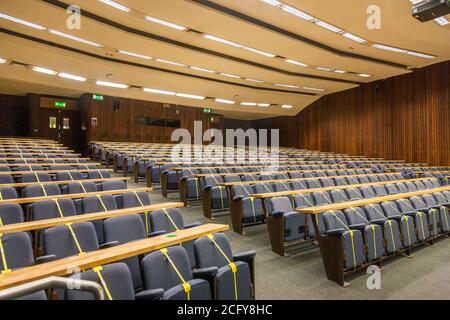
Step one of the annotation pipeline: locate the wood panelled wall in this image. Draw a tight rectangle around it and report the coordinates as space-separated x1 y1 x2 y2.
296 61 449 165
0 94 28 137
250 116 298 148
80 94 221 144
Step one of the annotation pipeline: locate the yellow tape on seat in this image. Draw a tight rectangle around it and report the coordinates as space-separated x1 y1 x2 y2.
160 248 191 300
93 266 113 300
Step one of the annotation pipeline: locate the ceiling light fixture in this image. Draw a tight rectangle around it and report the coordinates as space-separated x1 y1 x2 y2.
258 103 271 107
302 87 325 91
48 29 103 47
143 88 176 95
240 102 257 106
190 66 215 73
176 93 205 100
215 98 235 104
32 66 57 75
203 34 242 48
342 32 367 44
372 43 407 53
280 5 314 21
314 20 342 33
58 72 87 82
274 84 300 88
144 16 187 31
155 59 186 67
281 105 293 109
96 80 129 89
405 51 436 59
285 59 308 67
316 67 333 71
242 47 276 58
0 13 46 30
118 50 152 60
220 73 241 79
98 0 131 12
358 74 371 78
434 17 449 26
334 70 347 74
245 78 264 83
0 58 6 64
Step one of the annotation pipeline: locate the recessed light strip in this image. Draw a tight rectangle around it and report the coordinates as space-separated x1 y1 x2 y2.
98 0 131 12
0 58 6 64
0 13 46 30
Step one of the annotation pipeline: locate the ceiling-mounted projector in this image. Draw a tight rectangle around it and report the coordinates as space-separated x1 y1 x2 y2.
412 0 450 22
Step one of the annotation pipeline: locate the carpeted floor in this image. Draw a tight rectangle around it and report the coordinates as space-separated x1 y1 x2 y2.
126 174 450 300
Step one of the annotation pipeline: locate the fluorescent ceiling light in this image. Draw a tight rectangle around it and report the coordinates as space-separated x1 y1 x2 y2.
281 105 293 109
342 32 366 44
261 0 282 6
58 72 86 82
258 103 271 107
203 34 242 48
98 0 131 12
0 13 46 30
144 16 186 31
0 58 6 64
303 87 325 91
32 66 57 75
434 17 449 26
243 47 276 57
372 43 406 53
190 66 215 73
215 98 235 105
315 20 342 33
96 80 129 89
118 50 152 60
220 73 241 79
156 59 186 67
409 0 426 5
143 88 176 95
245 78 264 83
274 84 300 88
316 67 332 71
176 93 205 100
334 70 347 74
280 5 314 21
49 29 103 47
240 102 257 106
405 51 435 59
285 59 308 67
358 74 371 78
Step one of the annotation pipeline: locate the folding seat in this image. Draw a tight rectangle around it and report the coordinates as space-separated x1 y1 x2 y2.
242 174 258 182
372 185 388 197
22 184 61 198
29 198 76 221
271 196 306 242
230 184 265 227
322 210 366 270
43 222 102 259
344 170 357 176
259 174 276 180
368 175 380 183
395 198 431 241
122 191 152 231
405 181 418 192
325 170 337 176
379 201 417 247
103 214 149 289
65 263 154 300
194 233 255 300
224 175 241 183
100 180 127 191
16 165 43 171
357 176 370 184
273 181 291 192
161 165 179 191
330 189 349 203
334 177 348 186
0 174 14 184
291 180 307 190
0 204 24 225
200 168 217 174
87 170 111 179
305 179 321 189
430 193 450 232
0 232 51 300
343 207 385 261
0 166 11 172
148 164 161 184
423 179 440 189
150 208 201 267
67 181 97 194
319 177 335 187
203 175 228 211
56 171 83 181
395 183 408 193
276 173 289 180
409 196 440 237
346 176 359 185
355 169 366 175
49 165 74 171
21 172 51 183
82 195 118 243
385 184 400 195
141 246 212 300
289 172 302 179
378 174 389 182
360 186 377 198
302 172 316 178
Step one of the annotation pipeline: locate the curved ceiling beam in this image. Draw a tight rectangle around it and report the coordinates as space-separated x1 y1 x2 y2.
40 0 360 85
0 27 318 96
187 0 409 70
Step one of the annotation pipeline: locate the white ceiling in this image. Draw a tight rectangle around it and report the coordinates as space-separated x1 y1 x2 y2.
0 0 448 119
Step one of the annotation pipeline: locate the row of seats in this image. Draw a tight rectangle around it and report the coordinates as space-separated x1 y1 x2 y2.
0 170 111 185
0 164 96 173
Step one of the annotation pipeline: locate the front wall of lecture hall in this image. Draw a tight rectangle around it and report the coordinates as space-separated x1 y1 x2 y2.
0 0 449 306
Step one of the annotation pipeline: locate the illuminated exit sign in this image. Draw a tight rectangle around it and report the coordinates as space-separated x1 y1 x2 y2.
203 108 211 113
93 94 104 101
54 101 66 108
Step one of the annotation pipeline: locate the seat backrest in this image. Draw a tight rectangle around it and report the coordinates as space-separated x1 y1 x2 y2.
291 180 307 190
405 182 418 192
224 175 241 183
122 191 152 208
67 182 98 194
381 201 402 218
17 166 43 171
66 263 135 300
43 222 99 259
358 176 370 184
385 184 400 195
346 188 363 201
421 194 438 207
23 184 61 198
203 175 223 186
87 171 111 179
364 203 388 221
104 214 146 243
305 179 321 189
372 185 388 197
368 175 380 183
289 172 302 179
150 208 185 233
0 204 24 225
344 207 369 226
141 246 193 290
82 195 118 213
0 187 18 199
294 193 315 208
323 210 349 231
360 186 377 198
330 189 349 203
312 191 332 205
231 184 254 198
334 177 347 186
21 173 51 183
395 183 408 193
56 171 84 181
345 176 359 185
100 181 127 191
254 182 273 194
414 181 426 190
0 232 35 270
409 196 429 211
433 192 449 205
319 178 335 187
29 199 76 221
194 233 233 269
396 198 415 213
270 196 294 214
273 182 291 192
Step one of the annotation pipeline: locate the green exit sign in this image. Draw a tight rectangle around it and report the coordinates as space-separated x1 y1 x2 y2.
54 101 66 108
203 108 211 113
93 94 104 101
